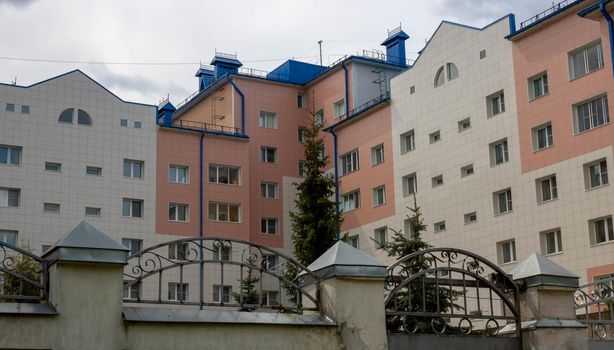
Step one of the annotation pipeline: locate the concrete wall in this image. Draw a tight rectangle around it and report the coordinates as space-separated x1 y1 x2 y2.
388 333 521 350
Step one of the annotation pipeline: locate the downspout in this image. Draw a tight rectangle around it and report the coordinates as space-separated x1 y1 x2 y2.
329 128 341 240
599 1 614 79
226 75 246 135
199 132 204 309
340 61 350 114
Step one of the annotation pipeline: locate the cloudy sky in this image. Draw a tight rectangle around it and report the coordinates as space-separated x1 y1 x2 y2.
0 0 554 105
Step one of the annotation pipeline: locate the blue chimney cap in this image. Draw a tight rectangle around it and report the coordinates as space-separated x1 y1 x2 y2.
195 66 214 77
210 55 243 68
381 29 410 47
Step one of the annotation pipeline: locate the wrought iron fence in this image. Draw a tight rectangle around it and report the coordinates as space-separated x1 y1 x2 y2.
123 237 320 312
384 248 521 337
575 276 614 340
0 241 48 303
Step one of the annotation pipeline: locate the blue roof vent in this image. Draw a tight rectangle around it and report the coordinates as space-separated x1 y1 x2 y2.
381 25 410 67
157 100 176 126
195 66 215 91
210 51 243 79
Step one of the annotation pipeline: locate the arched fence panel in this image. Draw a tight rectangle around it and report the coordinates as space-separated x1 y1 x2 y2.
0 242 48 303
575 276 614 340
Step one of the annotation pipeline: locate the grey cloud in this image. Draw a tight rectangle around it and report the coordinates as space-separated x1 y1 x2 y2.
0 0 37 7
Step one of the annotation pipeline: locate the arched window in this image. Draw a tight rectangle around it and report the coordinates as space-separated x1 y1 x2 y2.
434 66 445 87
58 108 74 123
447 63 459 80
77 109 92 126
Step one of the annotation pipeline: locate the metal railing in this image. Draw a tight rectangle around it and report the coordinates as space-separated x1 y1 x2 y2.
238 67 290 82
384 248 521 337
519 0 572 29
173 119 243 135
333 91 391 124
575 277 614 340
215 51 238 60
387 25 402 38
123 237 321 312
175 89 202 111
0 242 48 303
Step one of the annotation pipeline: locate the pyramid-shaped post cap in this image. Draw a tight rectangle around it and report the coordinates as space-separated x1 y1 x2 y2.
510 252 578 288
42 221 129 265
300 241 387 282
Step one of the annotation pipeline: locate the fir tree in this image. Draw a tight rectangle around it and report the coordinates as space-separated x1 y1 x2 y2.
233 255 260 311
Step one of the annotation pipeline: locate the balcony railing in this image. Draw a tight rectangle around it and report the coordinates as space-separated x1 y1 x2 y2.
333 91 391 125
173 119 243 135
519 0 572 29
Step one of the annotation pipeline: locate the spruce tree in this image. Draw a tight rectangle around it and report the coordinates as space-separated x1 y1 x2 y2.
233 255 260 311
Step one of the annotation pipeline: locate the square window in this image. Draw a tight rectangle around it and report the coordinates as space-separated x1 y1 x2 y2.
528 72 549 100
461 164 474 177
0 230 17 245
169 165 188 184
400 130 415 153
573 95 609 134
168 242 188 260
86 166 102 176
371 144 384 166
434 221 446 233
123 159 144 179
458 117 471 132
464 212 477 224
208 202 240 223
21 105 30 114
169 203 189 222
497 240 516 264
120 119 128 127
590 216 614 245
493 188 512 215
121 238 142 255
262 291 279 306
213 285 232 303
536 175 557 203
0 145 21 165
45 162 61 172
134 120 142 128
431 175 444 187
341 190 360 212
5 103 14 112
123 281 142 300
122 198 143 218
43 203 60 213
213 246 231 261
340 149 359 175
85 207 101 217
260 182 277 199
540 229 562 255
487 91 505 117
584 159 608 189
402 173 417 197
429 130 441 144
333 99 345 119
374 227 387 246
569 41 603 80
168 282 189 301
372 186 386 207
262 255 278 271
489 139 509 166
260 147 277 163
0 188 20 207
261 218 278 234
259 111 278 129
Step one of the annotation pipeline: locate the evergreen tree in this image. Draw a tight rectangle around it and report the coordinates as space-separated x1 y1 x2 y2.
2 241 41 302
233 255 260 311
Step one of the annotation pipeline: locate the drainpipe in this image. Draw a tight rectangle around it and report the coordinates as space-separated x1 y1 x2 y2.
329 128 341 240
599 1 614 79
199 132 204 309
340 61 350 114
226 75 246 135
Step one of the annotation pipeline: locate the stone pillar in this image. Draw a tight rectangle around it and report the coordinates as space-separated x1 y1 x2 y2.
509 253 586 350
304 241 388 350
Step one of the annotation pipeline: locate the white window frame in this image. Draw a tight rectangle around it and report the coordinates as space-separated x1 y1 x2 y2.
371 144 384 166
43 203 60 213
213 246 231 261
464 212 477 224
122 198 143 218
568 41 603 80
333 99 345 119
169 203 189 222
590 216 614 245
213 285 232 303
494 189 513 215
168 282 189 301
45 162 61 172
536 175 558 203
208 202 241 223
123 159 144 179
374 227 387 246
348 235 359 249
123 281 141 300
431 175 444 188
429 130 441 144
528 72 549 100
341 190 360 212
490 139 509 166
208 164 240 185
433 221 446 233
85 207 101 217
585 159 608 189
0 230 17 245
497 240 516 264
134 120 142 129
262 291 279 306
540 229 562 255
402 173 417 197
169 165 189 184
168 242 189 260
261 218 278 235
86 166 102 177
121 238 142 255
400 130 415 153
487 91 505 117
263 255 278 271
260 182 277 199
0 188 20 208
340 149 359 175
0 145 21 166
458 117 471 132
461 164 474 177
259 111 278 129
532 123 553 151
372 186 386 207
573 95 609 134
259 146 277 163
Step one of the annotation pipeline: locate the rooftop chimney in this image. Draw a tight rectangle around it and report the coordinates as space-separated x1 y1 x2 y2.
381 26 409 67
195 66 215 91
210 51 242 80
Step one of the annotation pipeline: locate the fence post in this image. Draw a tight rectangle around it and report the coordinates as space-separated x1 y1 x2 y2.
305 241 388 349
509 252 586 350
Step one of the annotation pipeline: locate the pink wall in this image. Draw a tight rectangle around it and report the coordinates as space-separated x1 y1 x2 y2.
512 12 614 173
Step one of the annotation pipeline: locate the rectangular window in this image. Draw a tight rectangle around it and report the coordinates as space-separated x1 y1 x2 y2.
400 130 415 153
122 198 143 218
123 281 141 300
0 188 20 208
21 105 30 114
168 242 188 260
259 111 278 129
569 41 603 80
299 160 307 177
297 127 307 143
434 221 446 233
213 285 232 303
340 149 359 175
536 175 558 203
333 99 345 119
213 246 231 261
487 91 505 117
402 173 417 197
458 117 471 132
263 255 278 271
574 95 609 133
262 291 279 306
410 85 415 94
45 162 61 172
260 182 277 199
208 202 240 223
5 103 14 112
85 207 101 217
348 235 359 249
540 229 562 255
169 165 188 184
490 139 509 166
528 73 549 100
120 119 128 127
461 164 474 177
297 94 306 108
341 190 360 212
431 175 444 187
43 203 60 213
532 123 553 151
168 282 189 301
371 144 384 165
260 147 277 163
121 238 142 255
123 159 144 179
86 166 102 176
374 227 387 246
494 189 513 215
372 186 386 207
314 110 324 125
0 145 21 165
497 240 516 264
208 164 240 185
169 203 188 222
0 230 17 245
585 159 608 189
261 218 278 234
134 120 142 129
480 49 486 60
464 212 477 224
591 216 614 245
429 130 441 144
403 219 415 238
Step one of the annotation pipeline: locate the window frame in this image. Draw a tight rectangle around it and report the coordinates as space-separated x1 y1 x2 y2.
590 216 614 245
260 182 278 199
494 188 513 215
121 238 143 255
585 159 608 189
568 41 603 80
169 164 189 184
528 72 549 100
400 130 415 154
540 229 563 255
402 173 417 197
0 188 20 208
208 201 241 223
0 145 21 166
333 99 346 119
461 164 474 178
212 285 232 303
532 122 553 151
372 185 386 207
433 220 446 233
536 174 558 203
497 239 517 264
208 163 240 185
45 162 61 172
85 207 101 217
490 139 509 166
43 202 60 214
458 117 471 132
370 144 385 166
429 130 441 144
0 230 18 246
573 95 609 134
168 203 189 222
340 149 359 175
86 166 102 177
341 189 361 212
374 227 388 246
260 218 279 235
259 146 277 163
487 91 505 117
168 282 189 302
123 159 144 179
258 111 278 129
122 198 143 218
464 212 478 224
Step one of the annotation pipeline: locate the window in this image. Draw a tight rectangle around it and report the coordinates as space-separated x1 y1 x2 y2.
490 139 509 166
402 173 417 197
590 216 614 245
464 212 477 224
134 120 142 129
263 255 278 271
123 281 141 300
461 164 474 177
297 127 307 143
431 175 443 187
121 239 142 255
261 218 278 234
333 99 345 119
43 203 60 213
58 108 74 123
374 227 387 246
213 246 231 261
540 229 562 255
528 73 549 99
585 159 608 189
434 66 445 87
480 49 486 60
434 221 446 233
569 41 603 80
340 149 359 175
314 110 324 125
169 165 188 184
0 145 21 165
86 166 102 176
77 109 92 126
372 186 386 207
261 182 277 199
213 285 232 303
458 118 471 132
532 123 553 151
0 230 17 245
536 175 558 203
45 162 61 172
446 63 459 80
348 235 359 249
410 85 415 94
0 188 20 207
297 94 306 108
168 242 188 260
574 95 609 133
497 240 516 264
123 159 143 179
208 202 240 223
120 119 128 127
371 144 384 165
5 103 14 112
487 91 505 117
262 291 279 306
168 283 188 301
298 160 307 177
494 189 512 215
403 219 415 239
260 147 277 163
429 130 441 144
341 190 360 212
122 198 143 218
85 207 101 217
169 203 188 222
21 105 29 114
400 130 415 153
259 111 278 129
208 164 240 185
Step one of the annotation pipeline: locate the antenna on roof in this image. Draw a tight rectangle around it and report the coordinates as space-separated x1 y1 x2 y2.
318 40 323 66
11 77 17 85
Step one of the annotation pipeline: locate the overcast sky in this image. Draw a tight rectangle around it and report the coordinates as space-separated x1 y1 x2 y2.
0 0 555 105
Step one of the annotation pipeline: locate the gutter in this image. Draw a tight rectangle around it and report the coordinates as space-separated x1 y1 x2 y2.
226 75 246 135
599 1 614 79
327 128 341 240
199 133 205 310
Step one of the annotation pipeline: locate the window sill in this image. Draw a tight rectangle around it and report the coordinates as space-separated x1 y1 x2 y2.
458 127 472 133
372 203 387 208
0 164 21 167
339 170 359 177
537 198 558 206
532 144 554 153
208 219 241 224
544 251 564 257
591 240 614 248
168 220 190 223
491 161 510 168
494 210 513 217
585 183 609 192
371 161 385 168
434 230 446 234
208 182 241 186
122 216 144 219
401 149 416 155
260 232 280 236
464 220 478 225
528 92 550 102
574 121 610 136
169 181 190 185
402 192 417 198
569 65 604 82
499 260 517 267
